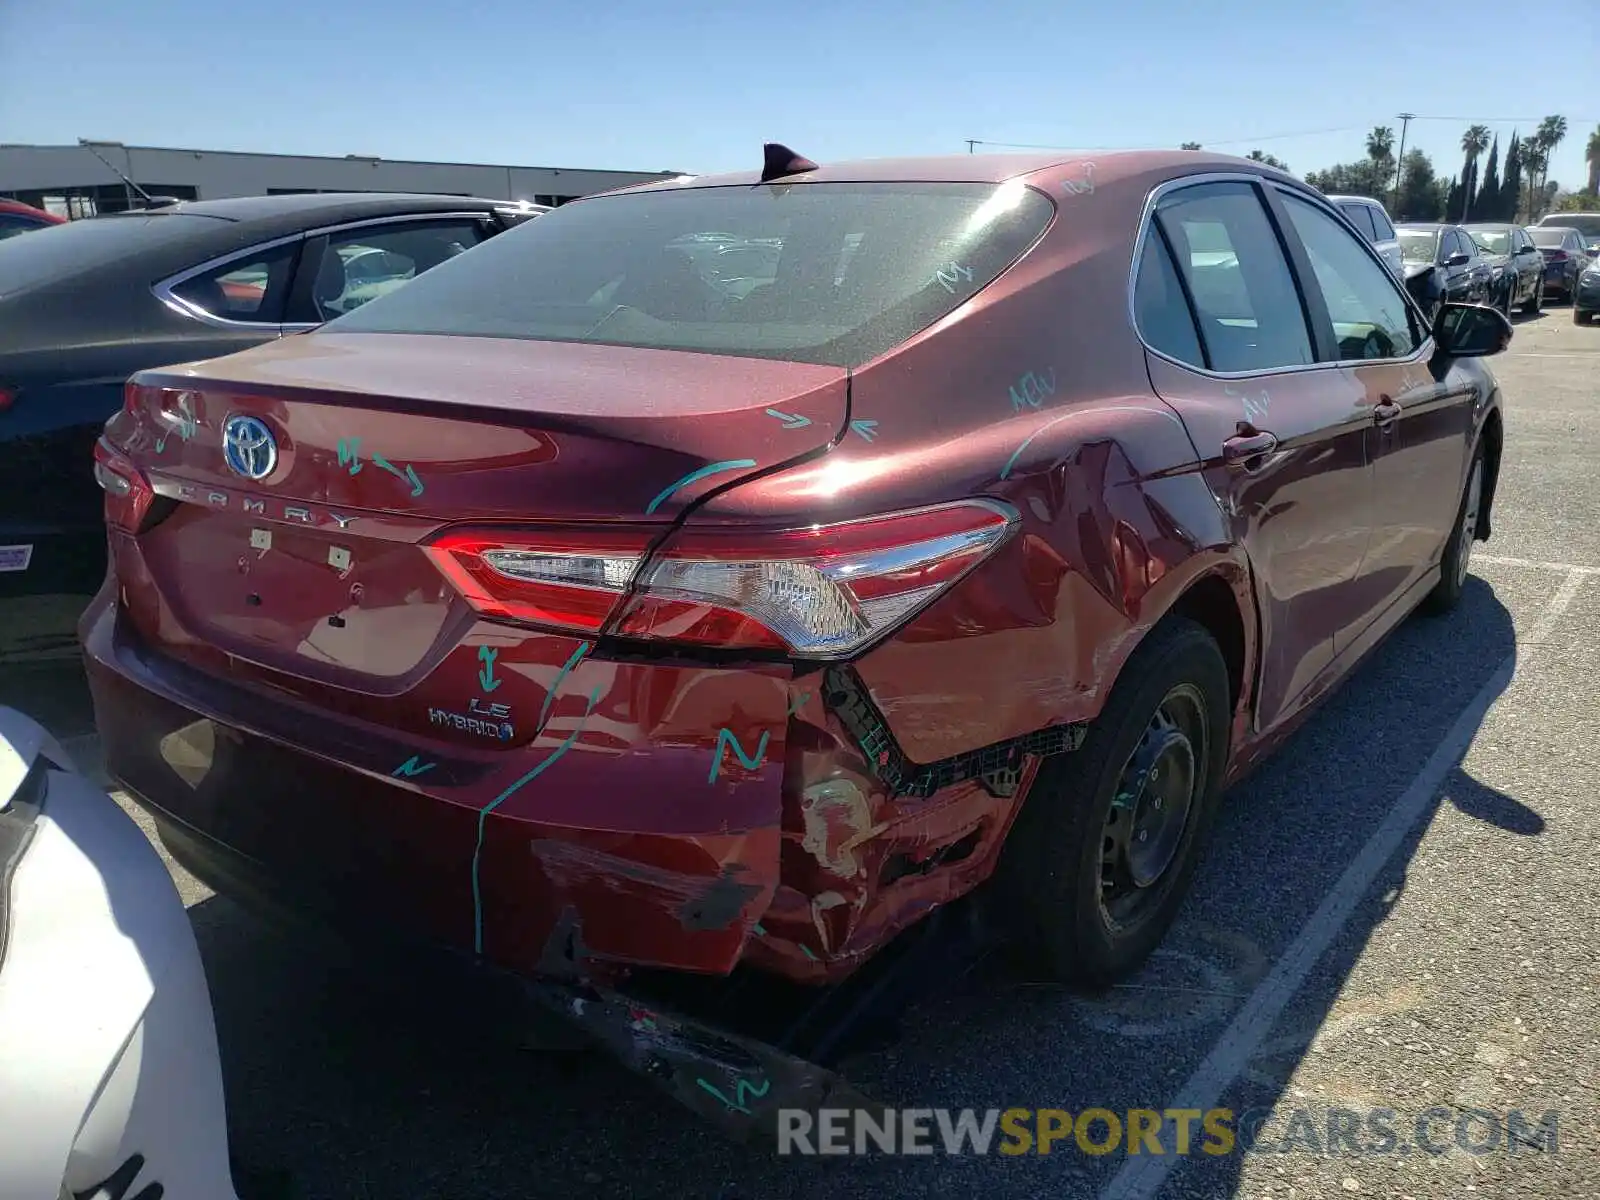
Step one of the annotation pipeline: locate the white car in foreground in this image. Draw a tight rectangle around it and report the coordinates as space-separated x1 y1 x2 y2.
0 707 240 1200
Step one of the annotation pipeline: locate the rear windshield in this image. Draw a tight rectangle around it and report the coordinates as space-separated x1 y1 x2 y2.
1539 214 1600 238
0 212 216 300
1529 228 1572 247
1398 230 1438 262
323 180 1057 368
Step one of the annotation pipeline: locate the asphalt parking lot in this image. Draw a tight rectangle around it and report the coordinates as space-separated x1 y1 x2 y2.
3 309 1596 1200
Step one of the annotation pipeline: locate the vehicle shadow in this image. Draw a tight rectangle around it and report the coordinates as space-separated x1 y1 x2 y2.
186 573 1523 1200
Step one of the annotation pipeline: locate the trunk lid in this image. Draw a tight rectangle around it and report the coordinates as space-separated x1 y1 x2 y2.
113 332 847 686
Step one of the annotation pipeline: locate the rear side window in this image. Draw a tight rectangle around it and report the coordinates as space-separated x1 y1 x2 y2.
1153 181 1314 372
1368 207 1395 240
1339 203 1378 242
323 181 1056 368
1134 230 1205 367
169 242 298 324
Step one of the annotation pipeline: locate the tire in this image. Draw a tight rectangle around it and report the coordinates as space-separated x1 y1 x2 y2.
1421 442 1485 616
1500 283 1514 318
994 617 1231 986
1577 309 1595 326
1522 277 1543 315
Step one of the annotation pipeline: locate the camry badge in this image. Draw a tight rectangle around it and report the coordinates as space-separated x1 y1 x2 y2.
222 415 278 481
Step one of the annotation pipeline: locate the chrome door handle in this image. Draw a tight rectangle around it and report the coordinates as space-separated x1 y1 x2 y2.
1222 429 1278 462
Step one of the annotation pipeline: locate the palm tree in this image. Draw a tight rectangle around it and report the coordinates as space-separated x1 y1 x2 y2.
1459 124 1491 219
1180 142 1202 151
1522 147 1549 220
1367 126 1396 163
1532 115 1568 216
1585 124 1600 195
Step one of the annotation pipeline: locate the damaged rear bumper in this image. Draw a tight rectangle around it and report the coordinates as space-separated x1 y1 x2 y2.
144 805 878 1142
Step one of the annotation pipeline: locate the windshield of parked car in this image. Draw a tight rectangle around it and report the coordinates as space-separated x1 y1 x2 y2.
322 180 1057 368
1469 230 1509 253
0 211 215 300
1529 228 1573 248
1398 230 1438 263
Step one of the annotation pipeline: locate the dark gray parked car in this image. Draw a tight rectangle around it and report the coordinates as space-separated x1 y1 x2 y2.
1528 225 1595 303
0 192 545 633
1463 223 1545 315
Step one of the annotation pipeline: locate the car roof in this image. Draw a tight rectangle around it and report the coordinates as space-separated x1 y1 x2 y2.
1461 222 1515 228
101 191 506 226
1398 222 1449 231
590 149 1300 198
1325 194 1384 205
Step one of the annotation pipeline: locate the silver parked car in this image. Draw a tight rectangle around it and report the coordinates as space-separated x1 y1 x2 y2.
1327 194 1404 278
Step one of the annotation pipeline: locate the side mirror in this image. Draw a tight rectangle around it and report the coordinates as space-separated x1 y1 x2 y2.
1445 251 1471 267
1433 303 1512 358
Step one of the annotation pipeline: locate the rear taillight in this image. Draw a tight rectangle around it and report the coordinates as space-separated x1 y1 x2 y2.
0 386 14 414
422 526 652 636
93 437 155 532
423 499 1019 659
1547 250 1568 262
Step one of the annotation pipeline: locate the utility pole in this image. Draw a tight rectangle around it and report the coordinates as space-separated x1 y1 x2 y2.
1392 113 1415 211
966 140 978 155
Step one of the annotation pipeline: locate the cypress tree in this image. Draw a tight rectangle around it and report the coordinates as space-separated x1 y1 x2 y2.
1500 134 1523 221
1475 137 1500 221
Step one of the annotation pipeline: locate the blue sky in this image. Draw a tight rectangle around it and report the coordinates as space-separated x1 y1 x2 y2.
2 0 1595 190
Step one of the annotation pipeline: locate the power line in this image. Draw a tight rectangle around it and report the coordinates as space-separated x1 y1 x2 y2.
1410 113 1600 125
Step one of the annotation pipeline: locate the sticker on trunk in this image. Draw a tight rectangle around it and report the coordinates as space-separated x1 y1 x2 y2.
0 545 33 573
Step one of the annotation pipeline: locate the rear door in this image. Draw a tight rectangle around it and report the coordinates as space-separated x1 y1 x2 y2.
1272 187 1472 635
1135 177 1374 733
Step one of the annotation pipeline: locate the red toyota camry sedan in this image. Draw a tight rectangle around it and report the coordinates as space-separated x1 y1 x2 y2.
81 147 1508 1104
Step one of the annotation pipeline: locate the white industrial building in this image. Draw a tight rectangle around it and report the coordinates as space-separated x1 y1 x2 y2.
0 141 683 217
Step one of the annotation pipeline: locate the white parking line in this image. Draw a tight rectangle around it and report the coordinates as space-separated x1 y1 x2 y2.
1502 353 1599 359
1476 553 1600 575
1098 568 1589 1200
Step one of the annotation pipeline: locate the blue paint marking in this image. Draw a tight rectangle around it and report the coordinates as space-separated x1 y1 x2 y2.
1009 368 1057 413
694 1075 771 1116
536 641 591 735
644 459 757 516
477 645 501 693
154 398 197 454
708 728 771 784
339 443 423 495
392 755 435 778
764 407 812 430
849 419 879 443
1000 411 1079 481
471 684 603 955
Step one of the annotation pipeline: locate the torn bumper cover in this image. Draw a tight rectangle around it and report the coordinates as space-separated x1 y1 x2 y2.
527 912 881 1141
